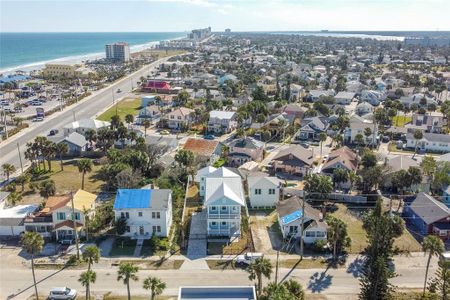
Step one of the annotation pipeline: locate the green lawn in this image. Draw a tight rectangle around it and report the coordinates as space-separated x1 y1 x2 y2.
391 115 412 127
97 97 141 122
330 204 421 254
109 238 137 257
27 160 104 195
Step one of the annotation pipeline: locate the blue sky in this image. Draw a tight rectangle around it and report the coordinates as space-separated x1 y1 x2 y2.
1 0 450 32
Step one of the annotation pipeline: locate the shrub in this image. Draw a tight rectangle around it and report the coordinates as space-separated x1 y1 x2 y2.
312 239 328 253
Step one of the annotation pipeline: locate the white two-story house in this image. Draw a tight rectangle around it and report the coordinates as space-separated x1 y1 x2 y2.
163 107 194 131
247 174 282 209
204 167 245 238
207 111 237 135
113 188 172 238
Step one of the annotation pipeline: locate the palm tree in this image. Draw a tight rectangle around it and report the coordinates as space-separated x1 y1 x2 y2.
16 173 31 192
247 257 272 296
318 132 327 158
143 276 166 300
117 262 139 300
77 158 93 190
82 245 100 271
422 235 445 296
21 232 44 300
364 127 372 146
79 270 96 300
2 163 16 181
413 129 423 159
55 143 68 171
84 129 97 148
7 192 22 207
143 120 151 137
125 114 134 129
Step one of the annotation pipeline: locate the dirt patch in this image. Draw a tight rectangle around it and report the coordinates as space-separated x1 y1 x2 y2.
249 210 282 254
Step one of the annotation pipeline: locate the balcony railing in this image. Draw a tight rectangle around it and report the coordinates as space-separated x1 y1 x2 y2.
208 213 240 219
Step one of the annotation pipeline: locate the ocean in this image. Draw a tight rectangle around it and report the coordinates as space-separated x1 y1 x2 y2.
0 32 185 73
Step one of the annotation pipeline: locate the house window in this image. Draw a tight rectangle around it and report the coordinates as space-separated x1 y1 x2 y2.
269 189 276 195
289 226 298 233
305 231 316 237
152 226 161 233
211 222 217 226
138 212 143 217
121 212 129 219
221 222 227 226
73 212 81 220
316 231 326 238
255 189 262 195
57 212 66 220
440 230 447 236
221 206 227 211
211 206 217 211
152 212 161 219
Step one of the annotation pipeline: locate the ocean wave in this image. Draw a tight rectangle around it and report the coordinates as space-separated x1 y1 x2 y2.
0 37 182 74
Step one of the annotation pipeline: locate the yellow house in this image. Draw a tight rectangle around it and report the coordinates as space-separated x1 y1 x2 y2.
51 189 97 241
42 63 90 78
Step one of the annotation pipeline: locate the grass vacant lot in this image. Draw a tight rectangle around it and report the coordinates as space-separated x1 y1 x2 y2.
331 204 421 254
114 259 184 270
25 160 104 197
110 238 137 257
97 97 141 122
391 115 412 127
206 258 332 271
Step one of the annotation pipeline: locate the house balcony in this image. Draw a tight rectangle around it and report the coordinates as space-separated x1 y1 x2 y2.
208 226 240 237
208 212 240 219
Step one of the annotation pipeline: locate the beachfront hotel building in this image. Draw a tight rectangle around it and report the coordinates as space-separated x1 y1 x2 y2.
42 64 85 78
105 42 130 62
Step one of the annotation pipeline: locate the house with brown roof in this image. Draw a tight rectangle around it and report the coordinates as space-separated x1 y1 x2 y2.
321 146 358 189
271 145 314 177
183 138 223 164
162 107 195 131
24 190 96 241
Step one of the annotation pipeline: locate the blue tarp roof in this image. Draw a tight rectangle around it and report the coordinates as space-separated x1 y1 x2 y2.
113 189 152 209
281 210 303 225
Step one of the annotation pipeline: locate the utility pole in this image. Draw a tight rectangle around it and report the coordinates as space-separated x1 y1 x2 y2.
275 250 280 284
300 191 306 259
70 191 80 260
17 143 23 174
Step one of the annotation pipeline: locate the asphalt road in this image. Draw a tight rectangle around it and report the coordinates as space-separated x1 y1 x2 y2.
0 58 171 181
1 256 437 300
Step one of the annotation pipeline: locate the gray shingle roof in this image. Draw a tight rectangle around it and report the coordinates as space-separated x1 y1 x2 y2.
408 192 450 224
63 132 87 148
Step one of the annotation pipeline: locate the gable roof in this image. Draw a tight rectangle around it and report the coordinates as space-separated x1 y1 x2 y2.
183 138 220 157
272 145 314 166
209 110 236 120
276 196 324 225
322 146 358 172
408 192 450 224
64 119 110 130
385 155 419 174
72 189 96 211
63 132 87 148
205 167 245 206
406 132 450 144
42 195 71 213
247 175 282 188
228 137 263 150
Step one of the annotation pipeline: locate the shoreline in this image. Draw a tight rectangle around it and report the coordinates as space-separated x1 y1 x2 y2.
0 35 185 75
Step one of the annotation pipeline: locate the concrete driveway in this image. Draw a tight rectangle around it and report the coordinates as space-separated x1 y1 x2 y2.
186 210 207 258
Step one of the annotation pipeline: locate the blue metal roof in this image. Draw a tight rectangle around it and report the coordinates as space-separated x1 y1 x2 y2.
281 210 303 225
113 189 152 209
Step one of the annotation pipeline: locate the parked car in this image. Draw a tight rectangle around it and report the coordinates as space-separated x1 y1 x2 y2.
204 134 215 140
159 130 170 135
48 287 77 300
117 88 122 93
32 117 44 122
235 252 264 266
49 129 59 136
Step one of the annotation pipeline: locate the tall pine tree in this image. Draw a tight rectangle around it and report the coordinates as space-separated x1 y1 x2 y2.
359 199 404 300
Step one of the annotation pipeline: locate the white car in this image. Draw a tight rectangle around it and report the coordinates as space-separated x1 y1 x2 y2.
32 117 44 122
236 252 264 266
49 287 77 300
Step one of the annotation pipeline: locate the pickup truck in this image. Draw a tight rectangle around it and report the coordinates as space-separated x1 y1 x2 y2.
235 252 264 266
